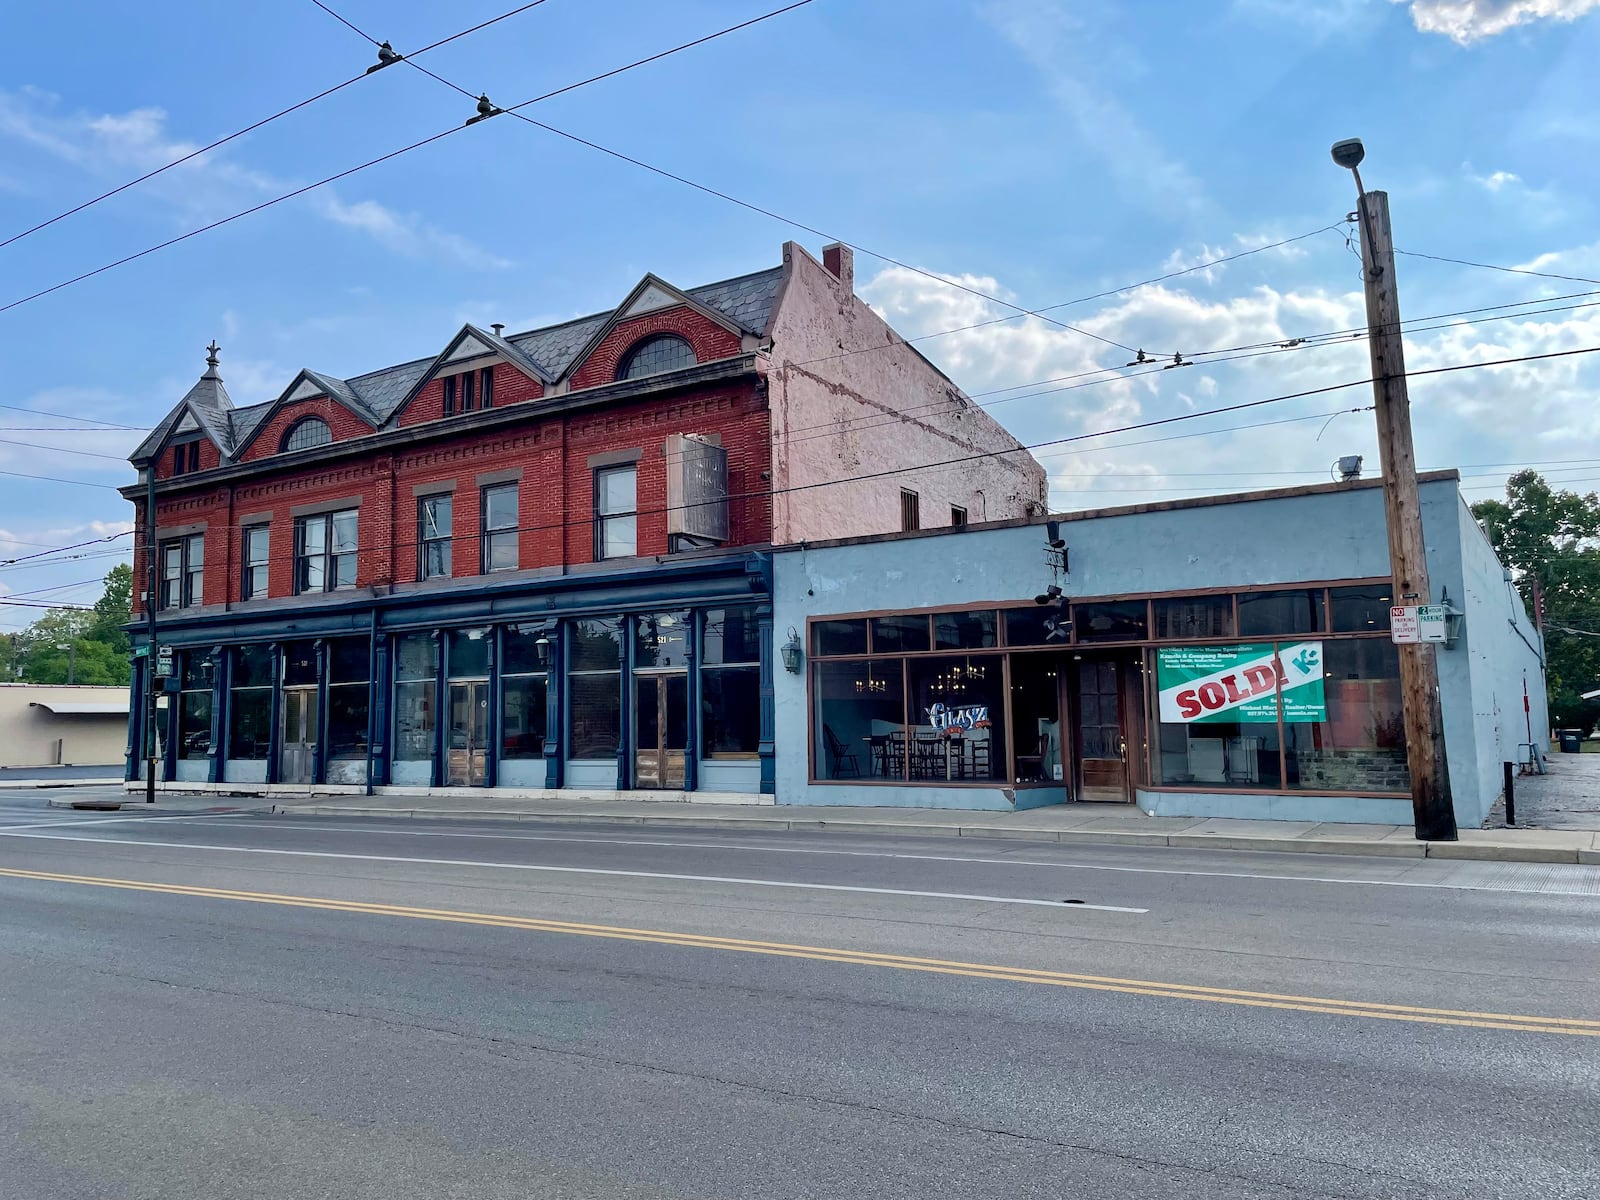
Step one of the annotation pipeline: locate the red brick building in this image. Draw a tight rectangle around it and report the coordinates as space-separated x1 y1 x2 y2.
123 241 1046 797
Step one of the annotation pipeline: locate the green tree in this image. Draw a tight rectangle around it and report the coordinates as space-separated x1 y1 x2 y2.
11 563 134 687
1471 471 1600 735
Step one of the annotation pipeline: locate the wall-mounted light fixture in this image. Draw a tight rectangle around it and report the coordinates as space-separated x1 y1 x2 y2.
780 627 804 675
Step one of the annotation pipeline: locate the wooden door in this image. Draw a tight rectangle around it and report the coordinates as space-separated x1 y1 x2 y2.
634 673 688 788
279 688 317 785
1076 658 1130 803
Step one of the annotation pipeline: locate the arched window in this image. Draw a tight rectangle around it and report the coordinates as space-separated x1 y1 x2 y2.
618 334 696 381
282 417 332 453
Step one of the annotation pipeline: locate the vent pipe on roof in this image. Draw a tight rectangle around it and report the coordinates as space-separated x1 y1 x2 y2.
491 323 505 337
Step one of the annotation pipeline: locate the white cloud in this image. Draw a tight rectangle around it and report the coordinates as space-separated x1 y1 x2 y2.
1398 0 1600 43
0 89 506 268
861 257 1600 510
317 195 512 271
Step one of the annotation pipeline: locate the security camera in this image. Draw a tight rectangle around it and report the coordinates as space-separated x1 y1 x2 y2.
1045 520 1065 550
1330 138 1365 171
1034 583 1063 606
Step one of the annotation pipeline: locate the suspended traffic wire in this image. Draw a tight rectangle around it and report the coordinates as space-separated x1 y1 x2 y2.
0 0 559 252
308 0 1142 358
0 1 820 319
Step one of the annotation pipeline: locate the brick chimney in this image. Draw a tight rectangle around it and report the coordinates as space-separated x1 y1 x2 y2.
822 242 854 292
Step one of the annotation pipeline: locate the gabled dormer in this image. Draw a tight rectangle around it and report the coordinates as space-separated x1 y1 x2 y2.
390 323 552 428
230 367 383 464
563 274 753 392
130 344 233 479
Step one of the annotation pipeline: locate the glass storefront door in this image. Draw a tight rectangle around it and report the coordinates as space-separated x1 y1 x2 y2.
447 681 489 786
634 673 688 788
280 688 317 784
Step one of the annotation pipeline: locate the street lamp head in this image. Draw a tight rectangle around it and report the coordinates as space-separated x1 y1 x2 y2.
1330 138 1365 171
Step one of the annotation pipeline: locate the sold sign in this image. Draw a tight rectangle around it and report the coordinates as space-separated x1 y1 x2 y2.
1156 642 1326 725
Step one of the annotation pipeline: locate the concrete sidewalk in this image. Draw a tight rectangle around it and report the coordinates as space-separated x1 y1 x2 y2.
55 790 1600 864
1 775 123 789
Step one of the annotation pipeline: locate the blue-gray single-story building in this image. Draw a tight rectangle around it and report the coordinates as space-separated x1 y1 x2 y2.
771 471 1548 828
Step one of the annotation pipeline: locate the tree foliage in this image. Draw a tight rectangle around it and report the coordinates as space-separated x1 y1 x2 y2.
5 563 133 687
1471 471 1600 734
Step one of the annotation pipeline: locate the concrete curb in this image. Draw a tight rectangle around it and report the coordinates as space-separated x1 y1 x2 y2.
263 803 1591 864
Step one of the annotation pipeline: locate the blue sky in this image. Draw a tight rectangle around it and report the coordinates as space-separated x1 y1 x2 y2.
3 0 1598 626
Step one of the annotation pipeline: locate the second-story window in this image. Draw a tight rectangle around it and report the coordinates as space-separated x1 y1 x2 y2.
418 493 453 580
901 489 920 532
595 465 637 560
294 509 357 594
241 526 269 600
159 533 204 609
481 483 518 572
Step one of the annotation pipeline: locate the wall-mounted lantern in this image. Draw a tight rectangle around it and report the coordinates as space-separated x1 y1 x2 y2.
780 627 804 675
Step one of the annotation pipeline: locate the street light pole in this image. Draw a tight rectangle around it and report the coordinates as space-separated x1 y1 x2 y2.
1333 138 1457 841
145 465 158 804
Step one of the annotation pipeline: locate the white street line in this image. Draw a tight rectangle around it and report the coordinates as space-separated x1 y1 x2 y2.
0 830 1148 913
143 818 1600 898
0 812 245 832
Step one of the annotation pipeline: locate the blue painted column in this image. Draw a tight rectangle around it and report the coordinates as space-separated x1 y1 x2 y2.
265 643 283 785
616 615 634 791
207 647 226 784
312 639 328 786
542 627 563 790
368 632 390 788
757 607 776 796
431 631 446 788
484 626 499 789
683 613 700 793
125 658 143 783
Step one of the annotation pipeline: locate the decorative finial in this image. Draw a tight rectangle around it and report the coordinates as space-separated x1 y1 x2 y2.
205 340 220 368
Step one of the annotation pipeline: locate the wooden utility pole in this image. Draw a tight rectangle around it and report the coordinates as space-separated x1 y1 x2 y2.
1356 188 1457 840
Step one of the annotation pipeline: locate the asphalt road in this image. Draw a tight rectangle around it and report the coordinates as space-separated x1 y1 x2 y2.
1 793 1597 1199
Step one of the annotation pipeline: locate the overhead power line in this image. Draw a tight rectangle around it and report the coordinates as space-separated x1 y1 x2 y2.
307 0 1146 358
103 346 1600 568
0 0 558 252
1396 249 1600 288
0 1 820 319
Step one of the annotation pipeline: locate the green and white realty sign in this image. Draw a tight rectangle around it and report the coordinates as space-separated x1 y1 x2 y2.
1156 642 1326 724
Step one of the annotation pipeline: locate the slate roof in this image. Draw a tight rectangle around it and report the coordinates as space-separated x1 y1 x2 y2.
131 263 784 465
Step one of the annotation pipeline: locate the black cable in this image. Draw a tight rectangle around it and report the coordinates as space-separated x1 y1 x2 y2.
1396 249 1600 288
0 0 560 253
0 531 133 568
0 1 818 318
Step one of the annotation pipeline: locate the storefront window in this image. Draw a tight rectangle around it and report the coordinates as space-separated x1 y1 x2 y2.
228 644 273 760
327 638 370 761
1004 607 1061 647
814 659 904 780
1329 584 1393 633
501 624 551 762
907 655 1005 782
635 611 689 668
1154 596 1234 640
871 614 930 654
1238 589 1325 637
812 619 867 656
447 628 490 678
702 606 760 757
1284 639 1407 792
1009 654 1061 784
1151 641 1319 789
1073 600 1149 643
934 610 998 650
393 632 438 767
569 618 621 759
177 650 214 760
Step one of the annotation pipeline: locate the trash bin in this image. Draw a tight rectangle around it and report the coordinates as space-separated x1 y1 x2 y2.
1557 730 1583 753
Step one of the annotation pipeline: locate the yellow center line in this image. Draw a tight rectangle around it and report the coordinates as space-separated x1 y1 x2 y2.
3 865 1596 1037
